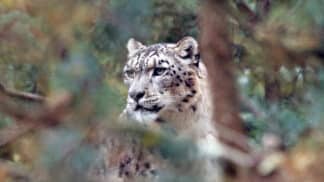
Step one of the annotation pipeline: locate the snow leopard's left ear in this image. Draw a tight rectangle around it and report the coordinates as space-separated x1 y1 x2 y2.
174 36 200 67
127 38 146 55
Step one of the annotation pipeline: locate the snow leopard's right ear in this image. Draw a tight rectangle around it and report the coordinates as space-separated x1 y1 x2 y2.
127 38 145 55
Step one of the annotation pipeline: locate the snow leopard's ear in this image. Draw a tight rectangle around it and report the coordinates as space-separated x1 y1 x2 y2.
127 38 145 55
174 36 200 67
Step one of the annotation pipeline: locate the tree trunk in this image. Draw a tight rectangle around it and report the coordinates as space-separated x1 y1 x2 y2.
199 0 249 153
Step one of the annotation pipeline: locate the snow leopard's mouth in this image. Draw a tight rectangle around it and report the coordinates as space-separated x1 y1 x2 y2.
134 104 164 113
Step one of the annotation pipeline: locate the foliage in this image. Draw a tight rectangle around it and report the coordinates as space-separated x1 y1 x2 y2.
233 0 324 147
0 0 323 181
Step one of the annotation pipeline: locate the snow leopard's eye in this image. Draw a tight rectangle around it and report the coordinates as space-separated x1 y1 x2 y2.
124 70 135 79
152 67 167 77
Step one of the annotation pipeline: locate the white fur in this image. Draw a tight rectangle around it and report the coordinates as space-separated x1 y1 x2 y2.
122 38 224 181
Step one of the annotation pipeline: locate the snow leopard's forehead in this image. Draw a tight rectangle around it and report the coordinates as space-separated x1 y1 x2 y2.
124 43 177 72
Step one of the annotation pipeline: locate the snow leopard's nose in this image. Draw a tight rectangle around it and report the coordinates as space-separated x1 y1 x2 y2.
129 90 145 102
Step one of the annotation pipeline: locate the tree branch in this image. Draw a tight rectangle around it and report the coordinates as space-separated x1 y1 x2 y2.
234 0 258 23
0 85 73 146
0 122 36 147
0 83 45 103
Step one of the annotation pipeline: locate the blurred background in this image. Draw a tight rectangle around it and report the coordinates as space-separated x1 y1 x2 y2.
0 0 324 181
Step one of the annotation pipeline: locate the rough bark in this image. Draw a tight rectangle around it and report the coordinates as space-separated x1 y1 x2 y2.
199 1 287 181
199 0 249 153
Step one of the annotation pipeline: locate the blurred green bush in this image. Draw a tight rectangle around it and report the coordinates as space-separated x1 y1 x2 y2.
0 0 324 181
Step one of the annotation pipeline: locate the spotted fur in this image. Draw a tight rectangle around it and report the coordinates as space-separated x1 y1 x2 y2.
118 37 223 181
122 37 203 123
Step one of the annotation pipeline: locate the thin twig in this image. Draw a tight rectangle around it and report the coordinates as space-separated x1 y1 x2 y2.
214 122 252 153
234 0 258 22
0 83 45 103
239 95 267 119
